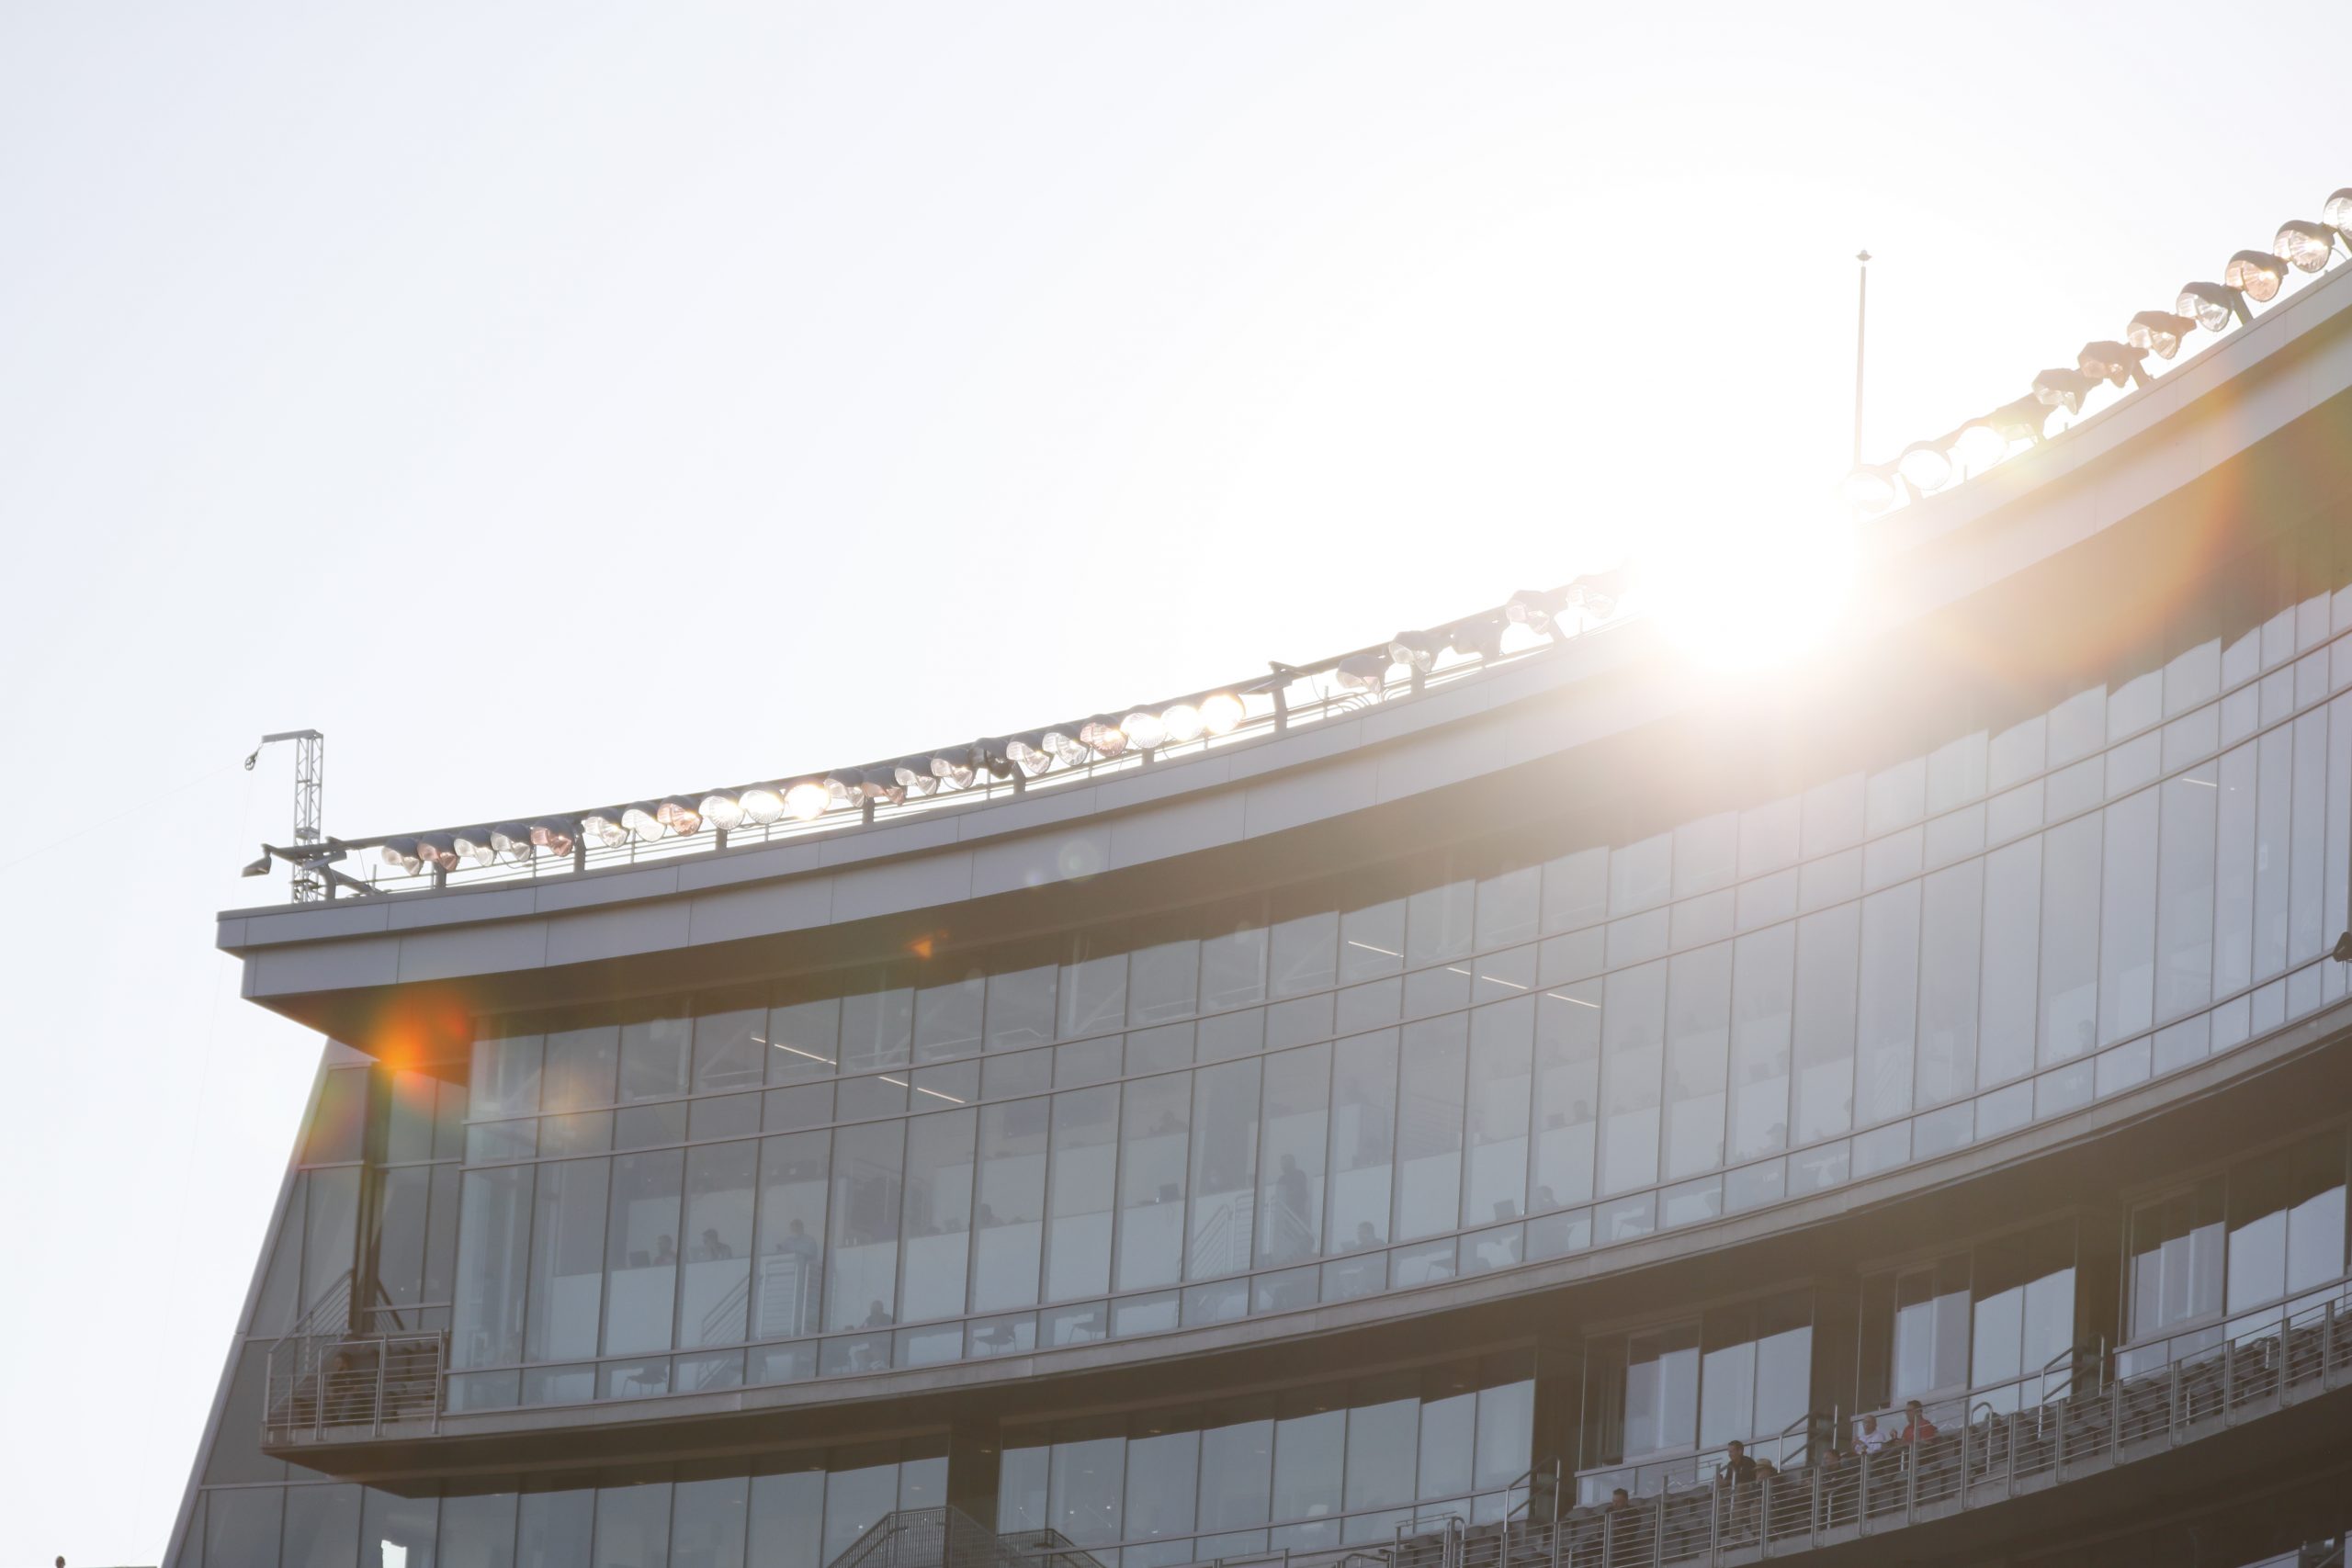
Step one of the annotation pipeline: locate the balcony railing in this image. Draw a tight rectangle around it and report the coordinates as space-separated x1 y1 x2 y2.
262 1324 445 1444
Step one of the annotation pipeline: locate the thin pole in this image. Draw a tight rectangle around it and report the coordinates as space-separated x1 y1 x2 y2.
1852 250 1871 468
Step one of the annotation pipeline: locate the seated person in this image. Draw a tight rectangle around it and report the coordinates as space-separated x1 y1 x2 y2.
1853 1413 1889 1455
1898 1399 1939 1445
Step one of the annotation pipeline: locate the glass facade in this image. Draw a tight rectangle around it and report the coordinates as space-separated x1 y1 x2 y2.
433 587 2352 1406
998 1354 1534 1561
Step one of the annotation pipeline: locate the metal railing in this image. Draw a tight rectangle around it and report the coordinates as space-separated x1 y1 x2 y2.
826 1508 1105 1568
262 1325 445 1443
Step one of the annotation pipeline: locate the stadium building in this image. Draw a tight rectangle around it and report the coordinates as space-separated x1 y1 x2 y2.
171 209 2352 1567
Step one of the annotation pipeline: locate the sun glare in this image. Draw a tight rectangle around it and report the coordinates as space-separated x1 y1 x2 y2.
1648 504 1859 676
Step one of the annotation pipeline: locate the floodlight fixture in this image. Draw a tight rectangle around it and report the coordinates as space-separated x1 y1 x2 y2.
2223 250 2285 303
1564 569 1628 620
1897 436 1957 494
580 808 630 849
699 790 747 831
1842 463 1901 515
379 837 424 875
527 817 579 856
1445 614 1506 662
737 784 786 825
1122 709 1169 751
1505 588 1566 637
415 832 460 872
1159 703 1205 744
2177 281 2253 333
1198 692 1245 735
487 822 537 863
1387 631 1439 672
2324 189 2352 235
2126 310 2197 360
1043 727 1089 767
620 801 664 840
1334 652 1388 692
784 780 832 820
1980 393 2057 447
1079 717 1128 757
655 796 704 835
2274 219 2344 273
2077 341 2151 390
930 746 978 789
1005 733 1056 776
451 826 500 867
2032 367 2100 414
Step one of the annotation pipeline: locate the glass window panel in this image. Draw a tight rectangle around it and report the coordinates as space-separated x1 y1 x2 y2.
1803 774 1866 857
1792 905 1859 1143
2227 1149 2290 1314
1343 1377 1421 1512
1464 1000 1532 1226
207 1486 284 1566
2130 1177 2225 1338
284 1483 362 1568
2157 766 2219 1020
756 998 838 1084
306 1166 361 1315
1891 1256 1970 1399
1199 1404 1277 1529
1046 1086 1119 1302
1408 879 1476 965
826 1121 905 1331
620 1017 691 1103
372 1165 432 1313
998 1448 1049 1534
682 1141 758 1347
470 1035 543 1121
308 1067 370 1164
753 1131 828 1338
1272 1391 1348 1530
1259 1043 1330 1267
1118 1077 1192 1291
2214 742 2257 997
1189 1058 1261 1278
1129 935 1201 1026
592 1483 670 1568
439 1492 515 1568
526 1156 608 1362
1866 756 1928 835
2255 727 2293 979
670 1476 746 1568
2034 815 2100 1066
2290 710 2330 964
1543 847 1610 932
1476 865 1541 950
899 1110 976 1321
1729 927 1793 1162
1395 1015 1467 1242
842 981 915 1072
1624 1323 1700 1455
1532 984 1600 1210
1610 832 1672 917
972 1100 1048 1311
2099 790 2160 1046
1978 837 2041 1088
1050 1427 1126 1545
2286 1131 2348 1296
1663 944 1730 1180
1698 1308 1756 1449
915 968 987 1063
1126 1424 1202 1544
363 1489 438 1568
516 1489 594 1568
823 1460 900 1563
542 1026 618 1111
604 1148 683 1355
747 1471 822 1568
1327 1032 1396 1254
1600 961 1667 1196
1419 1375 1476 1498
1340 897 1407 980
1916 862 1983 1108
1857 885 1919 1123
1675 813 1739 897
1753 1293 1813 1438
1201 912 1271 1011
1739 796 1801 880
452 1166 531 1370
694 1005 766 1094
1271 908 1340 997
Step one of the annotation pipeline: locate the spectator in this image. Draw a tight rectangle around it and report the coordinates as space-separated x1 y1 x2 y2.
1898 1399 1939 1445
1606 1486 1632 1512
1853 1413 1888 1456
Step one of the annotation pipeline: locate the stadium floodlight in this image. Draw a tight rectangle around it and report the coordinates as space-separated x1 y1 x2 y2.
2222 251 2283 302
487 822 537 863
655 796 704 835
1122 709 1169 751
1505 588 1566 637
1898 436 1957 494
2177 281 2253 333
784 780 832 820
892 759 939 797
929 745 978 789
1043 726 1090 767
2077 341 2151 390
1004 733 1056 776
379 837 424 874
699 789 747 831
415 832 460 872
2274 219 2343 273
2032 367 2100 414
451 826 501 867
1387 630 1439 672
1564 568 1628 620
1334 652 1388 691
1079 716 1128 757
580 807 630 849
1198 692 1245 735
737 784 786 825
2324 189 2352 232
620 801 665 840
528 817 579 855
1159 703 1205 744
2126 310 2198 360
1980 393 2058 447
1445 614 1506 662
1843 462 1901 514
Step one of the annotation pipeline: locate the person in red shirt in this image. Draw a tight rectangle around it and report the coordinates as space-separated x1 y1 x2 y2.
1897 1398 1939 1445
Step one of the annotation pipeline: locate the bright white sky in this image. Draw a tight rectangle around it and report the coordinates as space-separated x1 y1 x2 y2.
2 4 2347 1560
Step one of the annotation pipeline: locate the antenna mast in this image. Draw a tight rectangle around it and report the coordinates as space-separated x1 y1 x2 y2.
244 729 325 902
